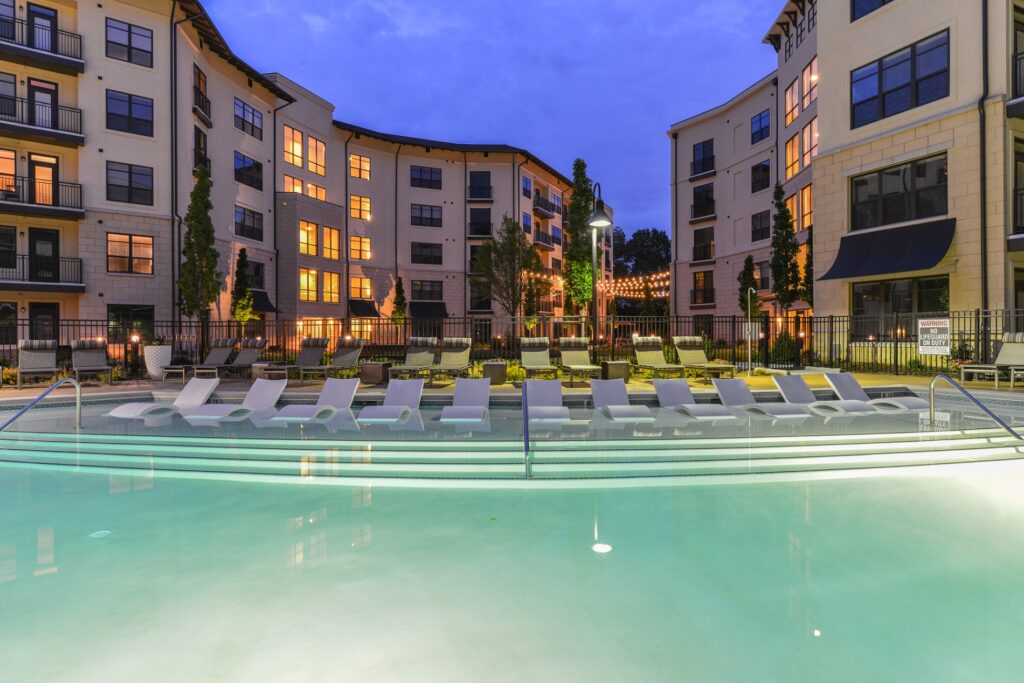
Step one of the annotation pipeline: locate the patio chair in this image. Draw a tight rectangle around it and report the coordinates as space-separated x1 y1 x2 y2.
180 378 287 423
590 379 654 423
959 333 1024 388
390 337 437 379
16 339 58 389
773 375 877 417
163 338 236 384
672 336 737 384
824 373 929 413
71 339 113 385
271 377 360 424
356 378 424 424
520 337 558 378
195 338 268 378
524 379 571 423
108 378 220 420
558 337 600 387
260 337 327 383
440 378 491 424
713 378 811 420
631 336 685 379
428 337 473 386
653 378 736 420
298 337 365 384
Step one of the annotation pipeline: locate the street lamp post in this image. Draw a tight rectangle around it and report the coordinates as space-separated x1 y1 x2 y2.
747 287 757 376
588 182 612 347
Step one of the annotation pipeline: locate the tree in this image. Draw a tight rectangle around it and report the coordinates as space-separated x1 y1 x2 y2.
612 227 629 277
769 182 801 313
639 279 659 317
230 248 256 336
392 277 407 325
619 228 671 276
471 215 550 318
737 255 759 318
178 163 222 344
801 232 814 307
563 158 594 314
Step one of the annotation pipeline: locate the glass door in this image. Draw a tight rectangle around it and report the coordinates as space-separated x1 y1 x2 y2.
28 302 58 341
28 153 56 205
28 228 58 282
27 78 56 129
26 4 55 53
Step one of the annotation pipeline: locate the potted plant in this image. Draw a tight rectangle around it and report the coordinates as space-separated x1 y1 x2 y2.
143 336 172 380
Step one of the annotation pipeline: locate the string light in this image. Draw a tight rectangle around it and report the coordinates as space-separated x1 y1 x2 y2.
598 269 671 299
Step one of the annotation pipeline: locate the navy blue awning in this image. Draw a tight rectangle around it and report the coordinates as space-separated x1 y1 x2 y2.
348 299 380 318
819 219 955 281
409 301 448 318
251 289 277 313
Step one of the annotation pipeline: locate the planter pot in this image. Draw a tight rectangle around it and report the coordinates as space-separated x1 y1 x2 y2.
144 345 173 380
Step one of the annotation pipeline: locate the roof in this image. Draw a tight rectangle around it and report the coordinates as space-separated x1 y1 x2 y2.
333 119 571 187
668 70 777 132
178 0 294 103
763 0 813 49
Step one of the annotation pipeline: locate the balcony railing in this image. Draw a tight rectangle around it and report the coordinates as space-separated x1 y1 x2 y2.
0 96 82 135
534 229 554 248
533 192 559 217
0 175 82 210
690 156 715 177
194 148 210 172
537 298 554 314
0 17 83 60
0 254 82 284
691 200 715 220
468 221 492 237
690 288 715 305
193 86 211 122
692 243 714 261
1016 189 1024 234
467 185 493 200
758 275 770 290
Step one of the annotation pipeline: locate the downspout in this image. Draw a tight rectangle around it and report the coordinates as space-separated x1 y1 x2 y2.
772 77 780 185
978 0 990 311
341 130 354 330
271 98 294 318
515 155 528 221
394 144 403 276
671 132 678 315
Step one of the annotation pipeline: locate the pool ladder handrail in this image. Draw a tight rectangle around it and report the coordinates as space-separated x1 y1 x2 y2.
0 377 82 433
928 374 1023 441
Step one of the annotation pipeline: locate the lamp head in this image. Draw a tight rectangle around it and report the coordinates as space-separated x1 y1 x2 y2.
588 182 613 228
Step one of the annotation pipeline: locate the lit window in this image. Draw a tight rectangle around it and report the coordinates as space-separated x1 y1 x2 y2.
283 175 302 194
323 271 340 303
785 134 800 180
106 233 153 274
350 194 371 220
786 194 798 228
350 154 370 180
350 319 372 340
306 182 326 202
283 125 303 167
299 221 317 256
299 268 318 301
324 227 340 260
802 57 818 108
350 276 372 299
350 236 371 261
785 79 800 125
308 136 326 176
802 117 818 166
800 184 813 230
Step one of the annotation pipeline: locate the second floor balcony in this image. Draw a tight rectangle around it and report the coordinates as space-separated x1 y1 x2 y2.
467 185 493 202
690 156 715 178
533 192 559 219
534 229 555 250
0 17 84 74
690 200 716 223
0 254 84 291
468 221 492 237
692 242 714 262
0 175 84 219
690 287 715 306
193 87 212 127
0 96 84 146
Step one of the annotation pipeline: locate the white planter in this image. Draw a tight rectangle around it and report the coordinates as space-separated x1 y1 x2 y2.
143 345 173 380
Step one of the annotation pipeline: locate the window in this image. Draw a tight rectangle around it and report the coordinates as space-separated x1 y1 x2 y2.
412 280 443 300
283 125 302 167
308 137 326 176
851 277 949 339
106 90 153 136
692 139 714 176
106 18 152 67
691 271 714 305
350 194 371 220
802 57 819 108
350 319 372 340
785 134 800 179
305 182 326 202
193 65 207 106
299 220 317 256
852 0 896 22
349 154 370 180
851 31 949 128
851 154 948 231
468 170 491 199
692 227 714 261
299 268 318 302
234 206 263 241
800 184 813 229
751 108 771 144
411 242 442 265
349 236 371 261
786 194 798 229
411 203 442 227
754 261 770 290
692 184 714 218
106 233 153 274
469 282 491 311
234 152 263 190
751 160 771 193
552 258 562 273
522 176 532 198
107 162 153 205
251 261 265 290
552 226 563 245
411 165 442 189
522 212 532 233
469 207 491 236
785 79 800 125
233 98 263 139
193 126 208 170
323 271 340 303
751 210 771 242
283 175 302 194
0 226 13 269
350 276 372 299
803 118 819 166
324 227 340 260
469 245 484 273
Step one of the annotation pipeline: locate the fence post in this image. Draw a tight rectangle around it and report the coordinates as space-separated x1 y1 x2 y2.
891 312 900 375
974 308 982 364
828 315 834 367
761 314 770 368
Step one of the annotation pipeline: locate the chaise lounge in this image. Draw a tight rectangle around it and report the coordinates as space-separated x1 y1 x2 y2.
673 336 737 384
631 335 685 379
17 340 58 389
558 337 601 387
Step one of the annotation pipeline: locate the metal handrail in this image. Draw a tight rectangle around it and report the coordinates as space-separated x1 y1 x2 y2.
521 381 530 478
928 374 1022 441
0 377 81 432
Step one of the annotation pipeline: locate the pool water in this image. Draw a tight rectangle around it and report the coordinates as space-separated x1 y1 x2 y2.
2 461 1023 681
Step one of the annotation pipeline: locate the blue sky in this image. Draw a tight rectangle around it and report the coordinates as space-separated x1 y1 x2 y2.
206 0 781 235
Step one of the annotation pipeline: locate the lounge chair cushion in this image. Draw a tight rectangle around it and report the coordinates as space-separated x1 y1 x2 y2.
601 405 655 422
357 405 411 423
528 406 571 423
440 405 488 423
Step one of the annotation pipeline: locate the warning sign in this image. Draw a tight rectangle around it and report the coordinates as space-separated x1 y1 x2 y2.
917 318 950 356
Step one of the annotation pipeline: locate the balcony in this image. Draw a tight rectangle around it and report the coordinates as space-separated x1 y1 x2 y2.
194 148 210 172
533 192 559 219
0 96 83 146
537 297 554 314
0 176 84 219
468 221 492 238
193 87 212 127
0 254 84 292
690 200 716 224
0 18 84 74
692 243 714 262
690 156 716 179
534 229 555 250
467 185 493 202
690 288 715 306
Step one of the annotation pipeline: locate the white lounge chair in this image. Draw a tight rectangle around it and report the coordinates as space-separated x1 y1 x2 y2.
524 379 571 423
652 378 736 420
713 378 811 419
270 378 359 424
356 379 424 424
824 373 929 413
440 378 491 424
590 379 654 423
180 378 287 423
108 377 220 420
773 375 877 417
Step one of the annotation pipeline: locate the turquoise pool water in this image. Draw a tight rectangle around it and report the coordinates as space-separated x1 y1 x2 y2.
2 460 1023 681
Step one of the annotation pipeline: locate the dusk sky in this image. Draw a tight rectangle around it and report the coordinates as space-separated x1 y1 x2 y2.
206 0 782 235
